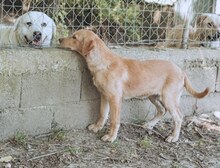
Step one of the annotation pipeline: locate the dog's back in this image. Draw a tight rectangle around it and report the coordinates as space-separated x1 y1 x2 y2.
119 59 182 98
0 24 14 46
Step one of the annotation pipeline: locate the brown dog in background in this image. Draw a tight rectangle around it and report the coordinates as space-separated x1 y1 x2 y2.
59 29 209 143
160 13 220 48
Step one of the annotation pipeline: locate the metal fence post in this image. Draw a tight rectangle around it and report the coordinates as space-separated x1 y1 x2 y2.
181 19 190 49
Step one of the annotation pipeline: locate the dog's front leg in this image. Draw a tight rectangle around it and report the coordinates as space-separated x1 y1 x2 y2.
88 94 109 133
101 96 121 142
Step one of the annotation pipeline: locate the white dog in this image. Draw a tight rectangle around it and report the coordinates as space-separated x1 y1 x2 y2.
0 11 56 47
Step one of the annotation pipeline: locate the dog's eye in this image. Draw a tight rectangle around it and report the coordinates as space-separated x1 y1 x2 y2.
41 22 47 27
26 22 32 26
207 22 213 27
72 36 76 39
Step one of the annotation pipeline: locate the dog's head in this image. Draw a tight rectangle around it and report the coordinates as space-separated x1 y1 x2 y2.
59 29 97 57
196 13 220 41
14 11 56 47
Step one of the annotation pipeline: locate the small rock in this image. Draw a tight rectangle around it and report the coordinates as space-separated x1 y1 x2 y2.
200 114 209 119
213 111 220 120
5 163 11 168
0 156 12 163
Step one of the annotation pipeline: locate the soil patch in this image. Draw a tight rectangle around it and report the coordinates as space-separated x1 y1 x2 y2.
0 118 219 168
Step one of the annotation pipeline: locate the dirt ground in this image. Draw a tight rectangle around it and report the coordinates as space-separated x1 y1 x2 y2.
0 117 220 168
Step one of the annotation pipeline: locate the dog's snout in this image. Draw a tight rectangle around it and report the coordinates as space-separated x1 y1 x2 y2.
33 31 42 41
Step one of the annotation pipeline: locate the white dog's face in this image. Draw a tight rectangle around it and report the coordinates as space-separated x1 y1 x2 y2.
14 11 56 47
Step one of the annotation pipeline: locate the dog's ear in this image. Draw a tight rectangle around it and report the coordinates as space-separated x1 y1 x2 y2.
13 16 22 31
82 39 95 56
51 20 56 34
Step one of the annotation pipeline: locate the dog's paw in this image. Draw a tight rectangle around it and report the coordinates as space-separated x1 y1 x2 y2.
101 134 116 142
165 135 178 143
88 124 102 133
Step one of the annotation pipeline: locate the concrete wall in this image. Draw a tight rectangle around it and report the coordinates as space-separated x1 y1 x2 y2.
0 47 220 140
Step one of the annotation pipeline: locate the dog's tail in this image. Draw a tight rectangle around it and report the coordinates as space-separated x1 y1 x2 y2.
184 74 209 99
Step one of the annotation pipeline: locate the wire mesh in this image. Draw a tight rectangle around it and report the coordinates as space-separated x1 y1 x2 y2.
0 0 219 48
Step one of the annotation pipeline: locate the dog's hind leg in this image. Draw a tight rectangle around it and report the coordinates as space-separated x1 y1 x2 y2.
143 95 166 130
162 93 183 143
88 94 109 133
165 106 183 143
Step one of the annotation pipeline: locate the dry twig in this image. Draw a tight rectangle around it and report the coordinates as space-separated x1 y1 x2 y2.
126 122 166 139
27 150 65 161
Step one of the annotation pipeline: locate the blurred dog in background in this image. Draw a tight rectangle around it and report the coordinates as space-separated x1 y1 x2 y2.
0 0 30 24
159 13 220 48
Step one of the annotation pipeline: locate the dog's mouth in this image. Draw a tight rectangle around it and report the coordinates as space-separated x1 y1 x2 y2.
24 33 47 46
208 32 220 41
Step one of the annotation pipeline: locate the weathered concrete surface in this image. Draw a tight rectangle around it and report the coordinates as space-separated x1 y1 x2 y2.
0 47 220 140
217 67 220 92
0 74 21 109
21 70 81 108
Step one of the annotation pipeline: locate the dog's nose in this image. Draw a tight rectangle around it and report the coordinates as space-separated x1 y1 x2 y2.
33 31 42 41
59 38 63 43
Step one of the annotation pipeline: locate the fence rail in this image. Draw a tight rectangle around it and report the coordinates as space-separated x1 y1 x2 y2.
0 0 219 48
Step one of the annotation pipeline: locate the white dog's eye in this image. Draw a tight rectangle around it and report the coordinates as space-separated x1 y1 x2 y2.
41 23 47 27
26 22 32 26
72 35 76 39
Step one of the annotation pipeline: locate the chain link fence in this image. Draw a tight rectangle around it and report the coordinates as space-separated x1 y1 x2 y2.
0 0 219 48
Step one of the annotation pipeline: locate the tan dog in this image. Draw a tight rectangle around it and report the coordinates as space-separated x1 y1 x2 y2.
160 13 220 48
59 29 209 143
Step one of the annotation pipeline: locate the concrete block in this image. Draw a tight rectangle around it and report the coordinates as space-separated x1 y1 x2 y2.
0 75 21 109
54 100 100 129
21 107 54 135
196 93 220 114
0 107 54 139
80 69 100 101
179 96 196 116
21 70 81 108
183 67 216 95
121 98 155 122
121 95 196 122
216 67 220 92
0 48 85 75
0 109 23 140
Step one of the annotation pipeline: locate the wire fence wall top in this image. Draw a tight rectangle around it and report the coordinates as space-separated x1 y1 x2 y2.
0 0 219 48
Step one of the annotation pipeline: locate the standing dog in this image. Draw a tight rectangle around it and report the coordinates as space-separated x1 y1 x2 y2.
59 29 209 143
0 11 56 47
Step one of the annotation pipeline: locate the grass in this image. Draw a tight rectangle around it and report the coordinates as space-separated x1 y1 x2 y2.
138 137 152 149
172 163 180 168
13 132 26 146
50 128 66 141
131 114 148 125
65 146 83 156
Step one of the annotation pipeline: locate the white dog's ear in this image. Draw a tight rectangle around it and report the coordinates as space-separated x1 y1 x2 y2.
13 16 22 31
50 20 56 46
51 20 56 34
